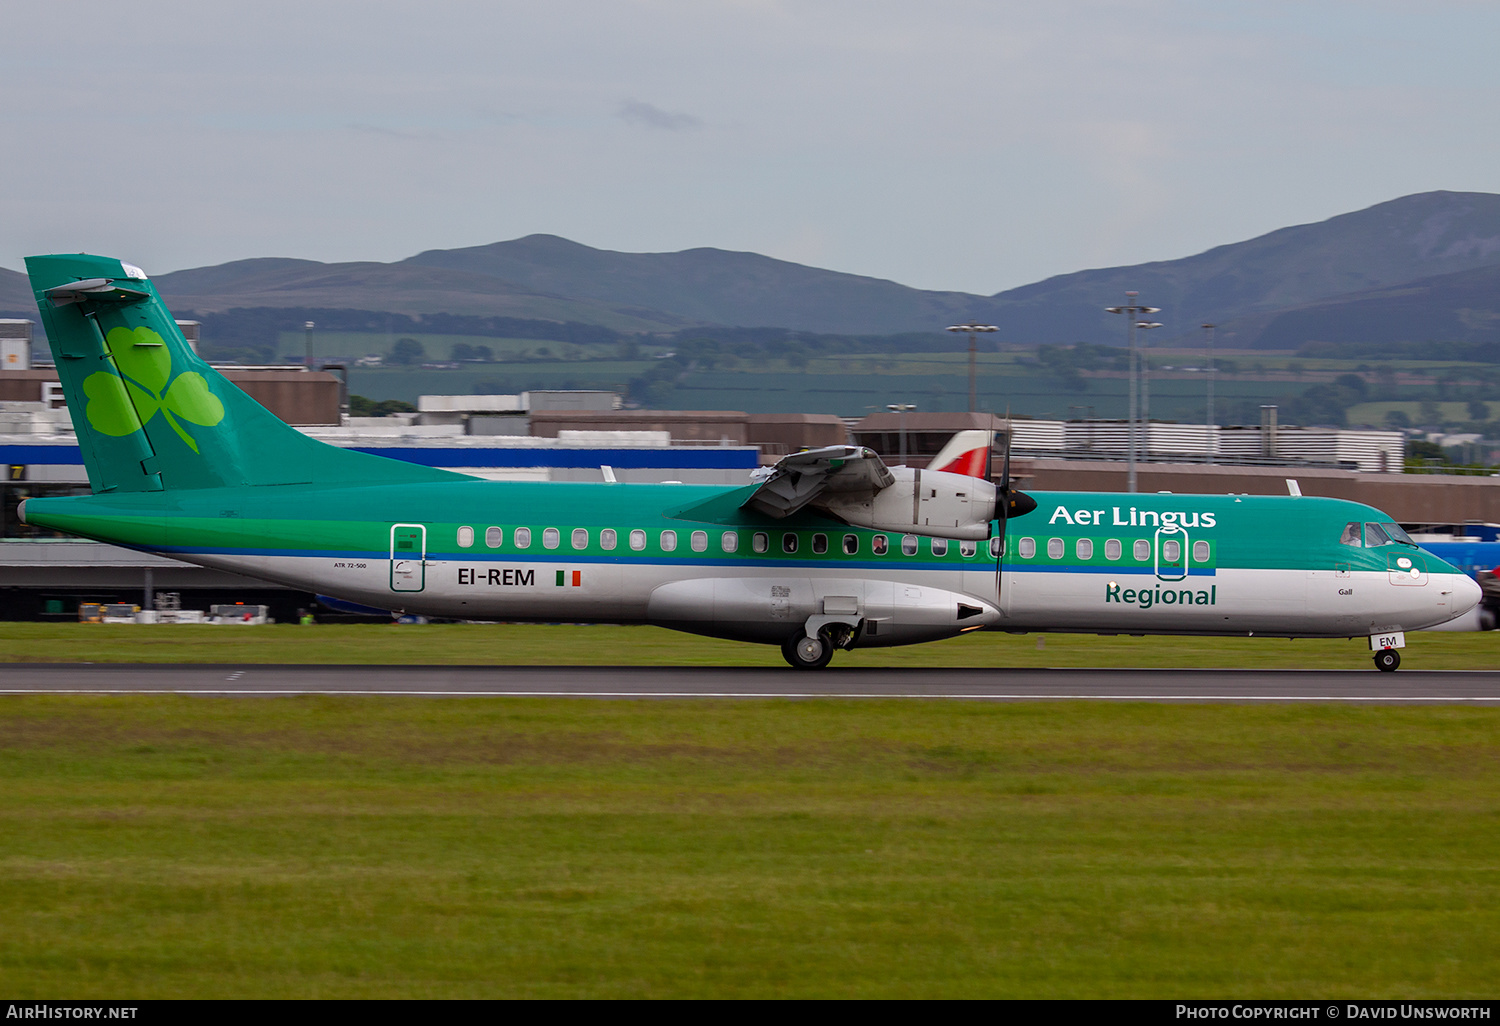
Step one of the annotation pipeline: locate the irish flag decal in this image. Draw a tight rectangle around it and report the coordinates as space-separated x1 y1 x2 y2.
555 570 583 587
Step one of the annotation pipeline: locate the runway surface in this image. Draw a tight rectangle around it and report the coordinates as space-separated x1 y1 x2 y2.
3 664 1500 701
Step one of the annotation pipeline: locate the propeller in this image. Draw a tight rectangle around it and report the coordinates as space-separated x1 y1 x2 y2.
995 412 1037 584
998 424 1037 521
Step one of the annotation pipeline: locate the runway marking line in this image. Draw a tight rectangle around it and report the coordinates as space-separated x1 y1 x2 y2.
3 689 1500 702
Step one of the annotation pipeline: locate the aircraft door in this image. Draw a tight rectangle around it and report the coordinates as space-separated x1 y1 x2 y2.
390 523 427 592
1155 525 1188 582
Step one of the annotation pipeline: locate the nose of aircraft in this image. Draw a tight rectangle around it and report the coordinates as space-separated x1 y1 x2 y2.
1452 573 1483 617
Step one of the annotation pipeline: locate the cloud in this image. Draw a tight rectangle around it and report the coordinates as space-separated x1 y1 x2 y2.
616 99 703 131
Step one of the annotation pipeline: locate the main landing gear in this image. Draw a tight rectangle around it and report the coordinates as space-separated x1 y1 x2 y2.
780 623 858 670
1373 648 1401 673
782 632 835 670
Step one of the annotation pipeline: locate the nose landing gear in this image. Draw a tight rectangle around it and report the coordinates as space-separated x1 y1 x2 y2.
1373 648 1401 673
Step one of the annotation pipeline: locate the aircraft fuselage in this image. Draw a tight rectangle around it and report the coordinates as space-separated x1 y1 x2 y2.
21 479 1480 647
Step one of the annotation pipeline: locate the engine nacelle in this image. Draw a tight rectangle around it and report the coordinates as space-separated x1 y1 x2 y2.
816 467 996 541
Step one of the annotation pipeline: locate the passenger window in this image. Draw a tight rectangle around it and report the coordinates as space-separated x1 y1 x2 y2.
1364 523 1392 547
1162 539 1182 562
572 528 589 550
1047 538 1064 559
629 529 646 551
932 538 948 557
990 536 1003 557
1018 537 1036 559
485 526 503 548
1105 538 1122 560
1193 540 1209 563
1077 538 1093 560
600 529 617 550
457 526 474 548
960 541 976 557
901 535 918 556
721 531 738 553
514 527 531 549
872 535 889 555
1339 522 1362 547
843 534 858 555
812 533 828 554
543 528 560 549
661 530 677 552
1133 539 1150 560
691 530 707 552
782 533 798 553
753 532 769 553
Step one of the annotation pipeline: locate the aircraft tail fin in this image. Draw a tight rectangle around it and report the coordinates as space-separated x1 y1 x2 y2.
927 429 994 479
25 253 464 494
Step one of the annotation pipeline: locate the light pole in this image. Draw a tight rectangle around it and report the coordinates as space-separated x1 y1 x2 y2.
887 403 916 464
304 320 316 370
946 322 998 413
1136 319 1162 457
1105 294 1160 493
1202 323 1216 464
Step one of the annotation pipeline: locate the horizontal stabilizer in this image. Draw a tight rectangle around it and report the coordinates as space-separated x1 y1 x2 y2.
44 279 150 306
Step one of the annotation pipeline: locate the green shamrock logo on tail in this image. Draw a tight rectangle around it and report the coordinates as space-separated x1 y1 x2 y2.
83 327 224 452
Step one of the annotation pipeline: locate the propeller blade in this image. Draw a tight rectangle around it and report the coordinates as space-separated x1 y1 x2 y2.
996 480 1007 559
1000 409 1012 494
996 411 1010 580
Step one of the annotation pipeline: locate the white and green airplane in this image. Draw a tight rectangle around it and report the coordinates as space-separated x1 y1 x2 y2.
18 253 1482 671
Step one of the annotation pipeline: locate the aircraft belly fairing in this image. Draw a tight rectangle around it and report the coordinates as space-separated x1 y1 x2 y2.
646 573 998 646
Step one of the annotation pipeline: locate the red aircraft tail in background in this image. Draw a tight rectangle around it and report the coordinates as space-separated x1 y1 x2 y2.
927 429 993 478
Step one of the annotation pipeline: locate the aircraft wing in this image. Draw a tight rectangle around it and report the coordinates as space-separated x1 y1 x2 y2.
741 445 895 519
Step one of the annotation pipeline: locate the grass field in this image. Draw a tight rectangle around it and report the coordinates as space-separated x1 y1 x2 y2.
2 621 1499 669
1346 400 1490 425
280 330 653 362
4 626 1497 996
5 621 1500 669
329 338 1498 417
0 695 1497 997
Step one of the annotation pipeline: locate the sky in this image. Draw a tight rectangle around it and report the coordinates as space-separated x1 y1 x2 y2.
3 0 1500 294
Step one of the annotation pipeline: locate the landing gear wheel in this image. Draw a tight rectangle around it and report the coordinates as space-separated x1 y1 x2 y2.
782 631 835 670
1374 649 1401 673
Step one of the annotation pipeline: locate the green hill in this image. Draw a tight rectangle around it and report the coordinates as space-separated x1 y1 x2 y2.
6 190 1500 350
401 234 994 334
987 190 1500 346
0 266 33 312
1247 263 1500 356
151 257 690 331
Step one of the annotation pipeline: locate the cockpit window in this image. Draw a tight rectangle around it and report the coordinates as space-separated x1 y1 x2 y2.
1381 522 1416 546
1339 522 1362 547
1364 523 1392 547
